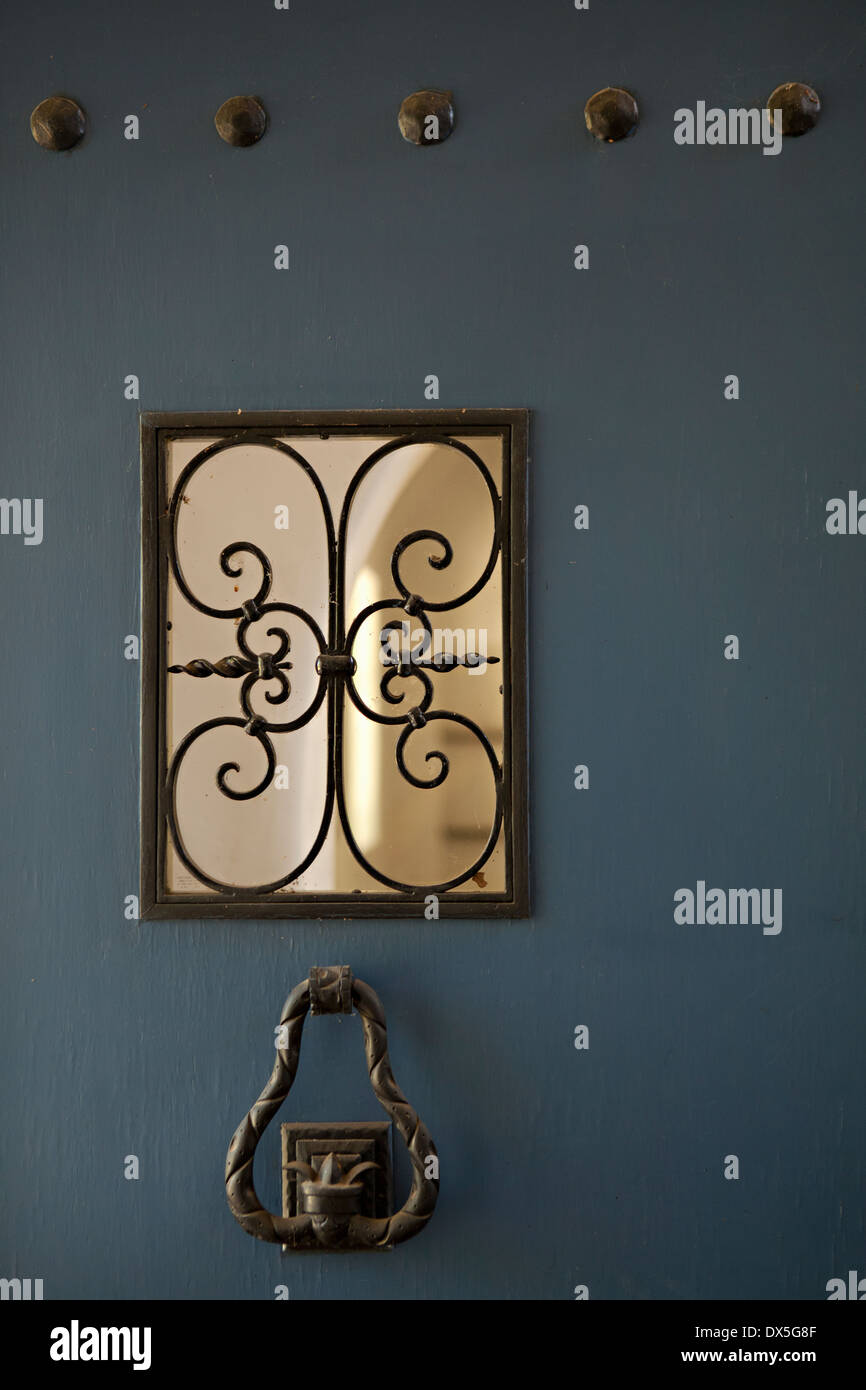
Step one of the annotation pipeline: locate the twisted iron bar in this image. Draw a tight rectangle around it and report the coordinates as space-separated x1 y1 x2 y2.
225 974 438 1250
169 656 258 678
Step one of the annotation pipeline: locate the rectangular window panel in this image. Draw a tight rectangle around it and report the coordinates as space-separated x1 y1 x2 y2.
140 411 529 917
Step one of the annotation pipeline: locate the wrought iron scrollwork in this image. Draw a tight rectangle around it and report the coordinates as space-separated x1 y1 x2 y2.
225 968 438 1251
166 431 504 896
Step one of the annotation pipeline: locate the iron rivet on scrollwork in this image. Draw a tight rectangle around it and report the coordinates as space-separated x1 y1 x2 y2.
225 970 439 1251
406 706 426 730
315 653 357 677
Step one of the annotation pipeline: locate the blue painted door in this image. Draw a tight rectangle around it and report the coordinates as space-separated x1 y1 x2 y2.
2 0 863 1300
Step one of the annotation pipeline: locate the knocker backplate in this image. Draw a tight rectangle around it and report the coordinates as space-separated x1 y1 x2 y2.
281 1123 394 1234
140 409 529 918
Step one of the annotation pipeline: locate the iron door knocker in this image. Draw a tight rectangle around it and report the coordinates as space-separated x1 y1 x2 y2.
225 966 439 1250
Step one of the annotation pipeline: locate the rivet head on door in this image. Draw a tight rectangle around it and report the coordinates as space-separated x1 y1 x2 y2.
398 89 455 145
766 83 821 137
30 96 86 151
584 87 639 142
214 95 268 146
